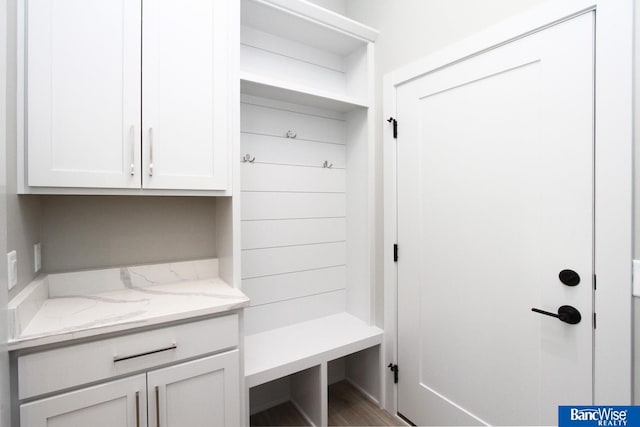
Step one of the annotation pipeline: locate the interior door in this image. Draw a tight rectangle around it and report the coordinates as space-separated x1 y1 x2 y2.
396 13 594 426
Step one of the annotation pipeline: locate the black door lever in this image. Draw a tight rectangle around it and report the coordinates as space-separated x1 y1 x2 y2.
531 305 581 324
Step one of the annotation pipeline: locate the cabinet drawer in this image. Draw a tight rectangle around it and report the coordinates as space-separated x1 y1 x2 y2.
18 314 238 400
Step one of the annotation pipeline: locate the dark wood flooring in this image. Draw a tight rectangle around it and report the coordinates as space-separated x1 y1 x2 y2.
250 380 405 426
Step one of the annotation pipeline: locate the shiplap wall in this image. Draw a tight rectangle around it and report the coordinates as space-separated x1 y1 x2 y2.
241 95 348 334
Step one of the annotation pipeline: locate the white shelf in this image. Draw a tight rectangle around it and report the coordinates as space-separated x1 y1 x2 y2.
244 312 383 388
242 0 378 56
240 72 369 113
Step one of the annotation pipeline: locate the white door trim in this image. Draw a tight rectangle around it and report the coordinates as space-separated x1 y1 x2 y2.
383 0 633 414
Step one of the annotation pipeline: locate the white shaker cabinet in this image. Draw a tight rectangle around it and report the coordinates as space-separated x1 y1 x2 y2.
21 353 239 427
16 316 241 427
147 352 240 427
142 0 230 191
20 375 148 427
23 0 230 192
26 0 142 190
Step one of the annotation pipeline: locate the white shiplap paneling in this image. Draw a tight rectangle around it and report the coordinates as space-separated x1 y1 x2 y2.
241 102 345 144
240 98 349 332
242 266 346 306
242 218 346 249
242 242 345 279
241 133 346 168
241 192 345 220
241 163 345 193
243 290 346 335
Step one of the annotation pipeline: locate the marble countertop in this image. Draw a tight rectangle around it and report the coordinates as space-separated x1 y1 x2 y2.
8 259 249 351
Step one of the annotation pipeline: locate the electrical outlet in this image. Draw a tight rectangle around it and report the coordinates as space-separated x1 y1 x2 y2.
34 242 42 273
7 250 17 290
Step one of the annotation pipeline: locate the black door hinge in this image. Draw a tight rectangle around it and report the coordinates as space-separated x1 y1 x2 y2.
387 117 398 139
388 363 399 383
593 312 597 329
593 274 597 290
393 244 398 262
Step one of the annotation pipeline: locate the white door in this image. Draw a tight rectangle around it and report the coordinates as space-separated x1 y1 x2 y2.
147 351 240 427
396 13 594 426
27 0 141 188
142 0 229 190
20 375 147 427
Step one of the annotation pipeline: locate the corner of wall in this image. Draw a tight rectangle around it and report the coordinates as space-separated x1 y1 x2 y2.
5 0 41 301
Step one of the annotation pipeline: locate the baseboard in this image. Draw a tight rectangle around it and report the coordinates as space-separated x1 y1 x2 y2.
291 398 318 427
345 377 380 406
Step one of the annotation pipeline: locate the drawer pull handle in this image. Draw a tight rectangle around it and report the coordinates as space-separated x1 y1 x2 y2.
135 391 140 427
156 386 161 427
113 344 177 363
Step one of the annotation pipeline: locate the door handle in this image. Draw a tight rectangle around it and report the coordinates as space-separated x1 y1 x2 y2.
531 305 581 324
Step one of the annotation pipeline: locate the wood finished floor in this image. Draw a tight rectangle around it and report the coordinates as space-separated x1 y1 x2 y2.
250 380 405 426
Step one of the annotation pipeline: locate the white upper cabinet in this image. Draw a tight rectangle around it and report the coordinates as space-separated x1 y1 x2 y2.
23 0 231 193
142 0 229 190
26 0 142 189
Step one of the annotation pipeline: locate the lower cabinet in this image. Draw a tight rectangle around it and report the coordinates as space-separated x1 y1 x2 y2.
21 375 147 427
148 351 240 427
20 351 239 427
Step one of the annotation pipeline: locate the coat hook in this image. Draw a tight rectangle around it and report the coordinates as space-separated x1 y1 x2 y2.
322 160 333 169
242 154 255 163
286 130 297 139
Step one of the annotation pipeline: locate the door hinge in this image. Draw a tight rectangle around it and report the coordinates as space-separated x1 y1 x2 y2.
393 244 398 262
388 363 399 383
387 117 398 139
593 312 597 329
593 274 596 290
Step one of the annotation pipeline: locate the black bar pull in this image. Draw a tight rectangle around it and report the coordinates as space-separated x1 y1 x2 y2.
531 305 581 325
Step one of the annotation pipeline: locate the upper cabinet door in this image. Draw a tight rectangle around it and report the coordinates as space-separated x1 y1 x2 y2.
27 0 142 188
142 0 230 190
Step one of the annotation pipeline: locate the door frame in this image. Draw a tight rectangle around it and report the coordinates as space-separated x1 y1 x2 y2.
382 0 633 416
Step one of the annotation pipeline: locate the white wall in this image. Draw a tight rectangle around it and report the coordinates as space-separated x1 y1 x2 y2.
0 0 10 422
5 0 40 301
39 196 218 273
343 0 546 326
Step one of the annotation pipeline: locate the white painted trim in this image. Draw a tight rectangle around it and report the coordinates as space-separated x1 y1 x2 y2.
633 261 640 297
382 72 398 413
16 0 25 193
366 41 377 327
383 0 633 415
592 0 633 405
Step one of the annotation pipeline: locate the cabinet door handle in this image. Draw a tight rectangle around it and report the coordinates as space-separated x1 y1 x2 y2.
155 385 161 427
130 126 136 176
113 344 177 363
135 391 140 427
149 127 154 177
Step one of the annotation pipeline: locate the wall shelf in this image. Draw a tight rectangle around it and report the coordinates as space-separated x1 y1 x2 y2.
241 72 368 113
